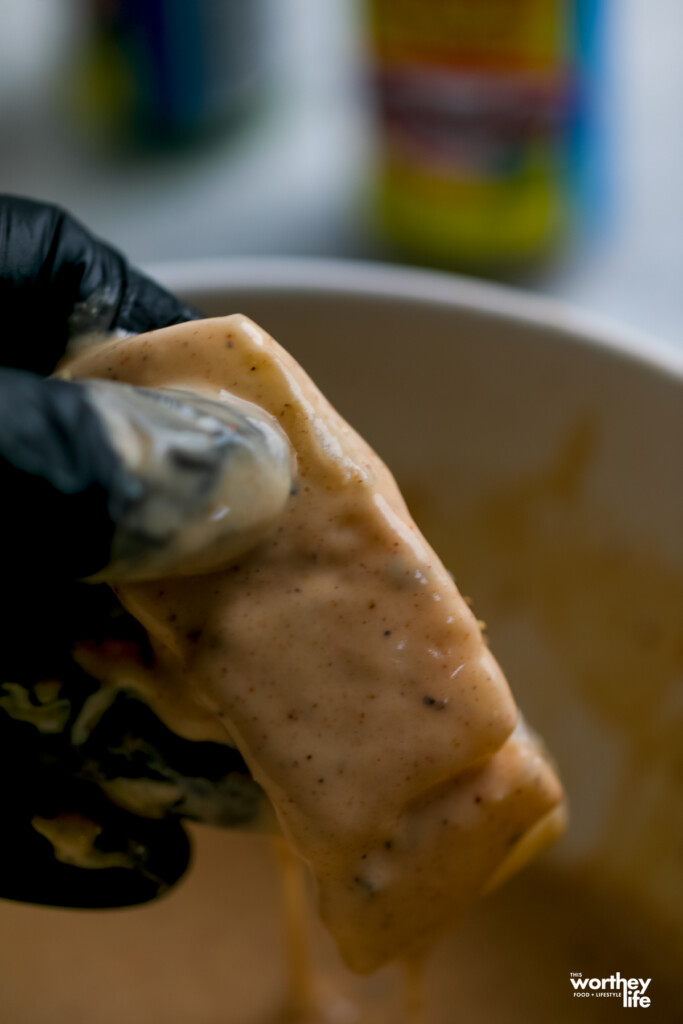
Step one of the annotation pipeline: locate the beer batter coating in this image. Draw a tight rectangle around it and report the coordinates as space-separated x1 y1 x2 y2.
63 315 564 972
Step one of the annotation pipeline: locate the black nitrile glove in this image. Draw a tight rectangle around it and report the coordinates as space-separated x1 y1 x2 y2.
0 194 198 376
0 196 283 910
0 194 202 579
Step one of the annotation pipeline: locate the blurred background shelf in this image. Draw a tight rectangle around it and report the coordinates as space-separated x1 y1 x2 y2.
0 0 680 348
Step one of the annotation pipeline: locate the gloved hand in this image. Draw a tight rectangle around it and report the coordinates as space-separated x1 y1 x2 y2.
0 196 285 909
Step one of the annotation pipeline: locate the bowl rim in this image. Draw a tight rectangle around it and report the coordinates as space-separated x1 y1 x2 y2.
147 257 683 384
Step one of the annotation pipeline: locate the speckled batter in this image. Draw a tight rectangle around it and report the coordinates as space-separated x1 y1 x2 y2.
62 314 564 973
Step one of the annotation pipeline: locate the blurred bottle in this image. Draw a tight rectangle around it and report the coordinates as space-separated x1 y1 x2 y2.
75 0 268 148
366 0 607 274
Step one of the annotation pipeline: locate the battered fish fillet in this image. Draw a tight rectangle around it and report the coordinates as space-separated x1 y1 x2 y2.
62 314 565 972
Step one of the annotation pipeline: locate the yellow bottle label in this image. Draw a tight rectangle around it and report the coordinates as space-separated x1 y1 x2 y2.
370 0 568 68
368 0 573 267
